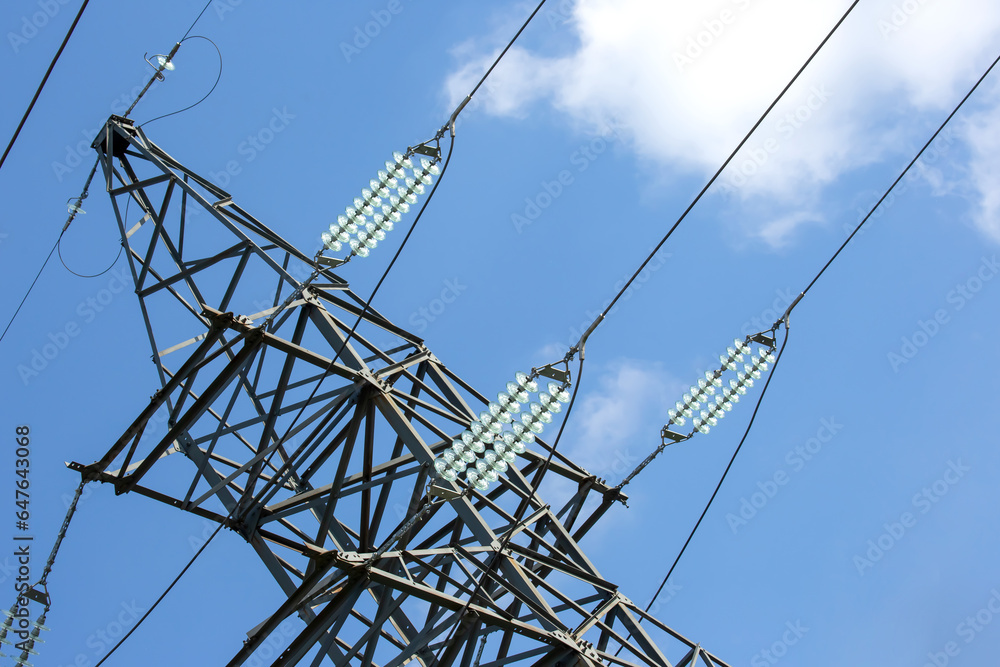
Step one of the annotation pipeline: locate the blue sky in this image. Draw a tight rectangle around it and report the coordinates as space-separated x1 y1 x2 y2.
2 0 1000 665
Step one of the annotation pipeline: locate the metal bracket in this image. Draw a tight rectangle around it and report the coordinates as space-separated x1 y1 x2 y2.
25 587 50 606
534 361 570 384
411 142 441 160
750 331 776 348
661 427 687 444
93 115 137 158
317 255 347 269
427 483 462 501
338 552 367 566
175 431 195 454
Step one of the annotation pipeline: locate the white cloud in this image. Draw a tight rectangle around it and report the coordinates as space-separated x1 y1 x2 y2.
444 0 1000 244
561 359 679 483
960 86 1000 242
530 359 676 540
756 210 826 248
534 341 570 363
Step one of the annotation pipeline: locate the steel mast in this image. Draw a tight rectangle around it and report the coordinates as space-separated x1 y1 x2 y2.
71 115 731 667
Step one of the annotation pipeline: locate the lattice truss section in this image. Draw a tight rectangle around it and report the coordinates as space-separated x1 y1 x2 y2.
70 116 732 667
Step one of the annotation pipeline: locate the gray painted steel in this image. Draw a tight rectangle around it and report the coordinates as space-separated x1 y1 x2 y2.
72 116 732 667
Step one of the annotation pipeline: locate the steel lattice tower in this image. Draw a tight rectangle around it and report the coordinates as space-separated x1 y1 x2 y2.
71 115 732 667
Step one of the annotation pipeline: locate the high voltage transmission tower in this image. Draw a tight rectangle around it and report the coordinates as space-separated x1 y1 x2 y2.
62 114 733 666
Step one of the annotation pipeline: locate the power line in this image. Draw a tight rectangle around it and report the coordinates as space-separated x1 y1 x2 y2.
46 0 948 659
0 0 91 175
103 0 538 444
